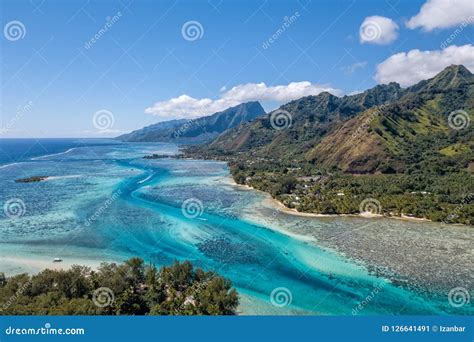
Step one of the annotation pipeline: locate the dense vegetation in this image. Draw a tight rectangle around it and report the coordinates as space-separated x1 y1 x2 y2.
0 258 238 315
228 161 473 224
185 65 474 224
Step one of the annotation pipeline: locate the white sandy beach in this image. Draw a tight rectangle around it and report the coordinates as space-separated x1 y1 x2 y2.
226 177 432 223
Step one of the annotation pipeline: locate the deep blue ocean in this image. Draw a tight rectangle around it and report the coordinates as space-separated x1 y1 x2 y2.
0 139 471 315
0 138 118 166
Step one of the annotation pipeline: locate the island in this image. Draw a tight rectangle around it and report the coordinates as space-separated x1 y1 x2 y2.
183 66 474 225
14 176 49 183
143 154 173 159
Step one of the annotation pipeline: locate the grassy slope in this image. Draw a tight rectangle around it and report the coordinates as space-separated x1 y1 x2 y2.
186 66 474 224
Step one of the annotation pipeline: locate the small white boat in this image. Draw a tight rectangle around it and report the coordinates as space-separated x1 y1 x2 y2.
53 258 63 263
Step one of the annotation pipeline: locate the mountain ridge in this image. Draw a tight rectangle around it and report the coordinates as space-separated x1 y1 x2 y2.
184 65 473 224
117 101 265 144
200 65 473 173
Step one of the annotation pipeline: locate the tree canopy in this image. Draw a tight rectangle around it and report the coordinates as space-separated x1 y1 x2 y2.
0 259 239 315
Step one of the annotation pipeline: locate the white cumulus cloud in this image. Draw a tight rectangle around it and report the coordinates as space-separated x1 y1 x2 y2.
359 15 399 45
145 82 340 119
406 0 474 31
375 44 474 87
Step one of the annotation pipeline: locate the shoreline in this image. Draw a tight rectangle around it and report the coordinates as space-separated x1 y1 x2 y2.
2 146 471 315
0 243 122 277
227 177 474 296
0 255 104 276
227 178 433 223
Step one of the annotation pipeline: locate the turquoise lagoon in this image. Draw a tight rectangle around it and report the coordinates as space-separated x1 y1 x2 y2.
0 140 469 315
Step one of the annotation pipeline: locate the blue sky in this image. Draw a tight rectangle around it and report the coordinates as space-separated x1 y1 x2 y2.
1 0 473 138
